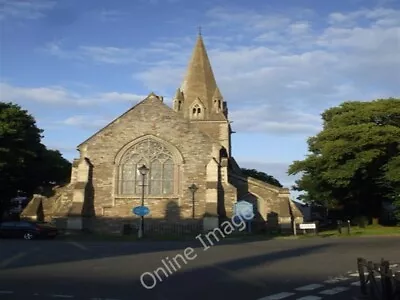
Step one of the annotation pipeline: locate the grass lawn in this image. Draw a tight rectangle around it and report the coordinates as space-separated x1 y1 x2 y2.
57 229 284 242
57 225 400 242
298 224 400 238
58 232 195 242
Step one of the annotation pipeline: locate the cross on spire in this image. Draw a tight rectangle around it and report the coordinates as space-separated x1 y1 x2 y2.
198 26 202 36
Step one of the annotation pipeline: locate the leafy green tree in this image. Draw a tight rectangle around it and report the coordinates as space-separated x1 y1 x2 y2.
288 98 400 222
0 102 72 219
37 149 71 186
241 168 283 187
0 102 44 213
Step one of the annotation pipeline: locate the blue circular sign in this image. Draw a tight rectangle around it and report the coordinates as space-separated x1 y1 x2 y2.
132 206 150 217
234 201 254 220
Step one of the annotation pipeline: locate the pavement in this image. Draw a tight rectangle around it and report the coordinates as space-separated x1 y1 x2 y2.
0 235 399 300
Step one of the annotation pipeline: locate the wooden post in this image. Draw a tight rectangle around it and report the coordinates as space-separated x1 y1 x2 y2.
358 257 367 295
394 272 400 300
386 268 393 300
367 261 375 298
381 260 389 300
338 220 342 234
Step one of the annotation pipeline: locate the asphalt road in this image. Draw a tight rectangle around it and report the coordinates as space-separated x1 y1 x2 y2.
0 236 399 300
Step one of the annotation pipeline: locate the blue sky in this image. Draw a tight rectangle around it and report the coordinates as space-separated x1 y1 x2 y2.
1 0 399 198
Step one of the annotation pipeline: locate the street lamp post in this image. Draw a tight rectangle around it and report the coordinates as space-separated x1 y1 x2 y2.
188 183 198 219
138 164 149 239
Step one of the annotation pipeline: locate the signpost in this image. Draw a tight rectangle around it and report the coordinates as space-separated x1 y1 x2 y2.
132 206 150 217
132 206 150 238
299 222 317 235
136 164 149 239
233 200 254 233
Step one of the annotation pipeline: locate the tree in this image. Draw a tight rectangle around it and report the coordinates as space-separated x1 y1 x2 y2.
0 102 44 214
0 102 72 219
37 149 72 186
288 98 400 222
241 168 283 187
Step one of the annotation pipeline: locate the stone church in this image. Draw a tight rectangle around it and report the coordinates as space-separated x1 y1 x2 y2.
22 34 303 234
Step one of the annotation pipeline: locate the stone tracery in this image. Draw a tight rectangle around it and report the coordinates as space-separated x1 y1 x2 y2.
118 138 175 196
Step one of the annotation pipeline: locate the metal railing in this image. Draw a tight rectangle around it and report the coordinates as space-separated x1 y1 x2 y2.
357 257 400 300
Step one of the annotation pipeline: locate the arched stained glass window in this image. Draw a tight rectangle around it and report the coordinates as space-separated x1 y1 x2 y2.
118 139 175 196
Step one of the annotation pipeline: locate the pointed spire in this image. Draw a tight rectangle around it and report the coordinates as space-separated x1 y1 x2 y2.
180 33 218 110
174 88 183 100
213 87 223 100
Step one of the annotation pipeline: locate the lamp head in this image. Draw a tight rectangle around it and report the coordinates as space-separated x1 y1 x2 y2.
138 164 149 176
188 183 198 193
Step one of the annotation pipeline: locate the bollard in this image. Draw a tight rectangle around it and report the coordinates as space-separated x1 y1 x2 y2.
347 220 351 235
380 260 388 300
385 268 393 300
337 220 342 234
367 261 378 299
357 258 367 295
395 272 400 300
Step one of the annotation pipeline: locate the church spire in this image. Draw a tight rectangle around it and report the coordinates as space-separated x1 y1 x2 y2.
180 33 218 117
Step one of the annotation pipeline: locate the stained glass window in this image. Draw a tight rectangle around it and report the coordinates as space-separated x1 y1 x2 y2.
118 139 175 196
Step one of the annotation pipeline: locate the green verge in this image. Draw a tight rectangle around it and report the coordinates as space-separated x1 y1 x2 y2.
56 225 400 242
296 225 400 239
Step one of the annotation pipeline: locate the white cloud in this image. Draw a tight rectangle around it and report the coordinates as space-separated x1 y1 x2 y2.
131 6 400 135
41 41 77 60
287 21 311 35
0 82 147 106
41 41 183 65
236 160 299 189
328 8 400 27
0 82 74 104
35 5 400 136
95 9 126 22
206 7 292 31
0 0 55 21
133 66 185 92
79 46 139 64
59 115 109 130
41 42 140 64
230 105 322 135
98 92 144 103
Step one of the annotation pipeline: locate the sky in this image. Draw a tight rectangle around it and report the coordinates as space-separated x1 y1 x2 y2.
1 0 399 199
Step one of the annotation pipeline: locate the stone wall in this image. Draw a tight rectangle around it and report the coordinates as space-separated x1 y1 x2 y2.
193 121 231 155
76 95 221 224
221 182 237 218
228 172 298 231
88 216 203 235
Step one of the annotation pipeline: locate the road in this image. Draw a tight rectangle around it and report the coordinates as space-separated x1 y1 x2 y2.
0 236 399 300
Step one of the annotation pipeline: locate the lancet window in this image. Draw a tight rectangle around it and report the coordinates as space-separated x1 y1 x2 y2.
191 104 203 119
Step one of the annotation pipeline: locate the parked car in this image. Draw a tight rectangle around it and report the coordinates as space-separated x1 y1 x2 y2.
0 221 58 240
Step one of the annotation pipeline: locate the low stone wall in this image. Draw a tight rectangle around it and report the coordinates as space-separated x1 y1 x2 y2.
75 216 204 235
52 215 294 236
142 220 203 235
